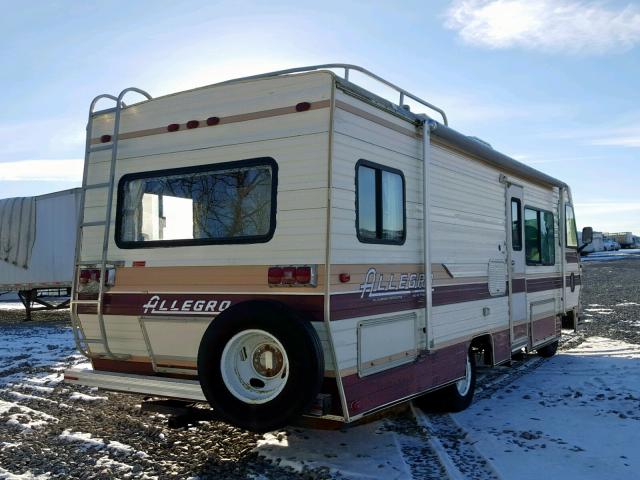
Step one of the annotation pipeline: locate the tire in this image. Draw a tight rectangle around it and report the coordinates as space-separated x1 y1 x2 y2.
197 300 324 432
416 348 476 412
537 340 558 358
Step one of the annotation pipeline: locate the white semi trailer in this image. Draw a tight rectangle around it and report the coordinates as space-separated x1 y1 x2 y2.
0 188 81 319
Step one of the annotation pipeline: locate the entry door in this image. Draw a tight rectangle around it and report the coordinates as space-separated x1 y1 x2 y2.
507 185 528 349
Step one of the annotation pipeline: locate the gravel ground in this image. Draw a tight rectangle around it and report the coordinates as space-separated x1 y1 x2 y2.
0 257 637 479
580 257 640 345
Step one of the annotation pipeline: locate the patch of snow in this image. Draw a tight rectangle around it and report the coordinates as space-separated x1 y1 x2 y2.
0 467 50 479
584 308 614 315
0 442 21 450
7 391 58 405
454 336 640 479
58 430 105 450
95 456 133 473
69 392 107 402
255 422 412 478
615 302 640 307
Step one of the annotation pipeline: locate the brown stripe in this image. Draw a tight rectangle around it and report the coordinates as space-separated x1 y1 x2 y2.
335 100 419 139
433 282 499 306
90 100 331 145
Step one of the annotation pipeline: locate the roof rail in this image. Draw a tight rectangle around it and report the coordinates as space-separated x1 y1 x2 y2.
216 63 448 126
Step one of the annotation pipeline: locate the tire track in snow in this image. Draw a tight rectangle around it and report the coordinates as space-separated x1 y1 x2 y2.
412 405 500 480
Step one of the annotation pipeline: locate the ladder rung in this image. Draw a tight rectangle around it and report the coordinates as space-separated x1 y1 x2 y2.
71 300 100 305
81 221 107 227
85 182 110 190
89 144 113 152
84 338 107 344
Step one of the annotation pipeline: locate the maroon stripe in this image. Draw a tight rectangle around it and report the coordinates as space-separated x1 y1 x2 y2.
330 292 424 321
432 282 498 306
342 341 468 416
512 278 526 293
532 316 557 344
79 292 324 321
492 329 511 364
526 277 563 293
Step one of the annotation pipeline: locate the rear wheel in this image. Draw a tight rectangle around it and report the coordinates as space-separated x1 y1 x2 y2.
537 340 558 358
197 301 324 432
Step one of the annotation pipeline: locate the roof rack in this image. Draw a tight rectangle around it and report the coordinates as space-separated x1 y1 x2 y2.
216 63 448 126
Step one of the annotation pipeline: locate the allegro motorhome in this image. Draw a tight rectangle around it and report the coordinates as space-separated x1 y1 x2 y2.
64 64 588 431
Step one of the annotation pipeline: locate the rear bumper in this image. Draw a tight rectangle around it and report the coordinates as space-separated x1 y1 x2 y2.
64 368 206 402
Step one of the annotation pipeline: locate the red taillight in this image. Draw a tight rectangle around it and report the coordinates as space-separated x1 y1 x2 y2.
295 266 312 284
79 268 100 285
186 120 199 129
268 265 316 287
268 267 283 285
282 267 296 285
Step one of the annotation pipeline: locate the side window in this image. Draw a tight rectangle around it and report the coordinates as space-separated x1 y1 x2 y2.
511 198 522 251
525 207 555 266
356 160 405 244
565 205 578 248
525 208 540 263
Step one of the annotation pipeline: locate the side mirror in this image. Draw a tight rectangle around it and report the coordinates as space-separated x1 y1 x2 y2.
581 227 593 245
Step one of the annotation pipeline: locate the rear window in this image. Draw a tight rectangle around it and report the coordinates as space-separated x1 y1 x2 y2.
116 158 277 248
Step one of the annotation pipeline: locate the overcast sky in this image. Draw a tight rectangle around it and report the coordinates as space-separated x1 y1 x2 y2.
1 0 639 232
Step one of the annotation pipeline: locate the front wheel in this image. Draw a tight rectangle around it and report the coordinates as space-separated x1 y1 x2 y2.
197 301 324 432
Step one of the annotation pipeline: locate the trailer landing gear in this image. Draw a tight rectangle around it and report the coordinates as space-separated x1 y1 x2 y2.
18 288 71 321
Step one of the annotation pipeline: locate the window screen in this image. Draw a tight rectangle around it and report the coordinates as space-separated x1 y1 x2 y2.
511 198 522 251
116 158 277 248
524 207 555 266
565 205 578 248
356 160 405 244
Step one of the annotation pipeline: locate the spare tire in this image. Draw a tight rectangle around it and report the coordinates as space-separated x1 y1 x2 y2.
197 300 324 431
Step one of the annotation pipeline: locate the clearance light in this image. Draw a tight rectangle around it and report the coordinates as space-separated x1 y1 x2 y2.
186 120 200 129
206 116 220 126
100 134 112 143
339 273 350 283
268 265 317 287
167 123 180 132
296 102 311 112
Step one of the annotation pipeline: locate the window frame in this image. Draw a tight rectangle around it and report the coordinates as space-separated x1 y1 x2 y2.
114 157 278 249
511 197 522 251
565 203 578 249
524 205 556 266
355 159 406 245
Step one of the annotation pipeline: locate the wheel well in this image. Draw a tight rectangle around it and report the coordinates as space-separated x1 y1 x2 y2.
470 334 494 366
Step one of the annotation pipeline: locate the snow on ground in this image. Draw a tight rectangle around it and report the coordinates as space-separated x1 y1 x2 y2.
253 337 640 479
453 337 640 480
580 248 640 262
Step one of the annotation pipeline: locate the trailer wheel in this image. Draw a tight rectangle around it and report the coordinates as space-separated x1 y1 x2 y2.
197 301 324 432
536 340 558 358
416 348 476 412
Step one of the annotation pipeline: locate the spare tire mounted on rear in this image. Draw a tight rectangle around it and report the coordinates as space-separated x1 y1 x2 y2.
197 300 324 431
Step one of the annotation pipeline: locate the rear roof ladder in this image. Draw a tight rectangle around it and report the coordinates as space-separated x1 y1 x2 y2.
70 88 152 360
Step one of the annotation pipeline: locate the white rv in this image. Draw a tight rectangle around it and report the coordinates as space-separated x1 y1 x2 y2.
64 65 587 431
